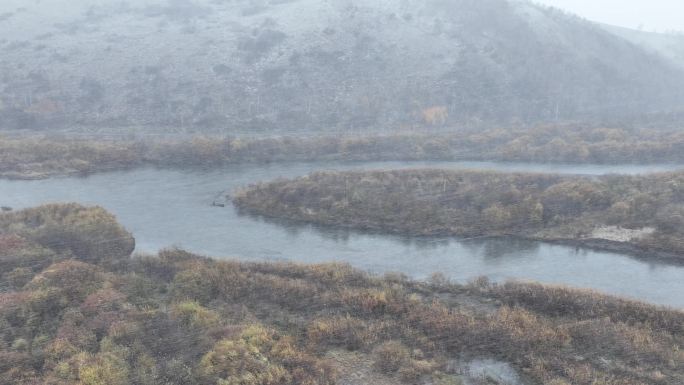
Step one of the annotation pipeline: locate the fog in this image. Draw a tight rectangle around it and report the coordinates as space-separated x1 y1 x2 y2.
1 1 684 385
1 0 683 134
536 0 684 32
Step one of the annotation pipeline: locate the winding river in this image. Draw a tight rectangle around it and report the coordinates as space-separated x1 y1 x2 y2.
2 161 684 308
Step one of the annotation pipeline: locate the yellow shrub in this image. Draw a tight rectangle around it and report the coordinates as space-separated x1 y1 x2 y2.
78 352 129 385
171 301 220 329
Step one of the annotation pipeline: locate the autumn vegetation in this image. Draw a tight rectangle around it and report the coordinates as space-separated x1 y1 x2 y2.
233 169 684 260
3 124 684 179
0 203 682 384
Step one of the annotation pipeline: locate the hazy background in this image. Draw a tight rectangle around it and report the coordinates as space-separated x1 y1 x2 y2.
536 0 684 32
1 0 683 134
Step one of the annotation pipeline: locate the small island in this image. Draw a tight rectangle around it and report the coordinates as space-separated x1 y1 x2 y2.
233 169 684 262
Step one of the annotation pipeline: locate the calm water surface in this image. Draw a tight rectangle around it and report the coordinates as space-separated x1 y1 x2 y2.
2 161 684 308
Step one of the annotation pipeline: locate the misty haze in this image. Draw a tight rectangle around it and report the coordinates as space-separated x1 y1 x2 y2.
0 1 683 385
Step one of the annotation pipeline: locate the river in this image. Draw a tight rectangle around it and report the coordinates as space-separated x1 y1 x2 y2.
1 160 683 308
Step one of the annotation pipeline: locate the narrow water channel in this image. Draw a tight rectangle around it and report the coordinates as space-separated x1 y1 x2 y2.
2 161 683 308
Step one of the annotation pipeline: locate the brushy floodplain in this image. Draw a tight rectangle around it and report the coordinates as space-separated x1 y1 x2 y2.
4 124 684 179
233 169 684 261
0 204 682 385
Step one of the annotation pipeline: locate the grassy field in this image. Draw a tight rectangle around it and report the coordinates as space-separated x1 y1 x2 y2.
0 203 682 385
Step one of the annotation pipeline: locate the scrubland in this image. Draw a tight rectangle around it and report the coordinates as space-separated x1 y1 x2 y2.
3 124 684 179
233 169 684 260
0 203 682 385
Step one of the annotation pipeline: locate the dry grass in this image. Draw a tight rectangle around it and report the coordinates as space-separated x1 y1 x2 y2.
1 204 683 384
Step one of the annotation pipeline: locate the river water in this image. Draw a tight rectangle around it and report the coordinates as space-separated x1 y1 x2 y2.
2 161 683 308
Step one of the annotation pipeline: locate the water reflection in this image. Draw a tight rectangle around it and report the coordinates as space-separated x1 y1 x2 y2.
247 210 546 264
460 237 542 262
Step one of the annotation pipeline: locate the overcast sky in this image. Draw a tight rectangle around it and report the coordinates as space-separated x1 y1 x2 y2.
534 0 684 32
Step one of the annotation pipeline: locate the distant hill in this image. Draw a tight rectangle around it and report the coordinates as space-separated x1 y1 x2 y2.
1 0 683 132
600 24 684 70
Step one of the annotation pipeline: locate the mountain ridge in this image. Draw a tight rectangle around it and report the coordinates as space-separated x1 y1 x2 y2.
0 0 683 132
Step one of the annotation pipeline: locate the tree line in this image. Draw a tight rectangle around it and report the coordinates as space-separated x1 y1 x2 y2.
3 124 684 179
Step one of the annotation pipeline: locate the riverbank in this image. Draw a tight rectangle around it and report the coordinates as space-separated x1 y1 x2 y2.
5 164 683 307
4 124 684 179
236 205 684 266
1 203 682 385
233 169 684 261
235 206 684 266
533 236 684 265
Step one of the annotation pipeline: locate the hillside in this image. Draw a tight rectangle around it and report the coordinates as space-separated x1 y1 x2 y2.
601 24 684 70
1 0 683 132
